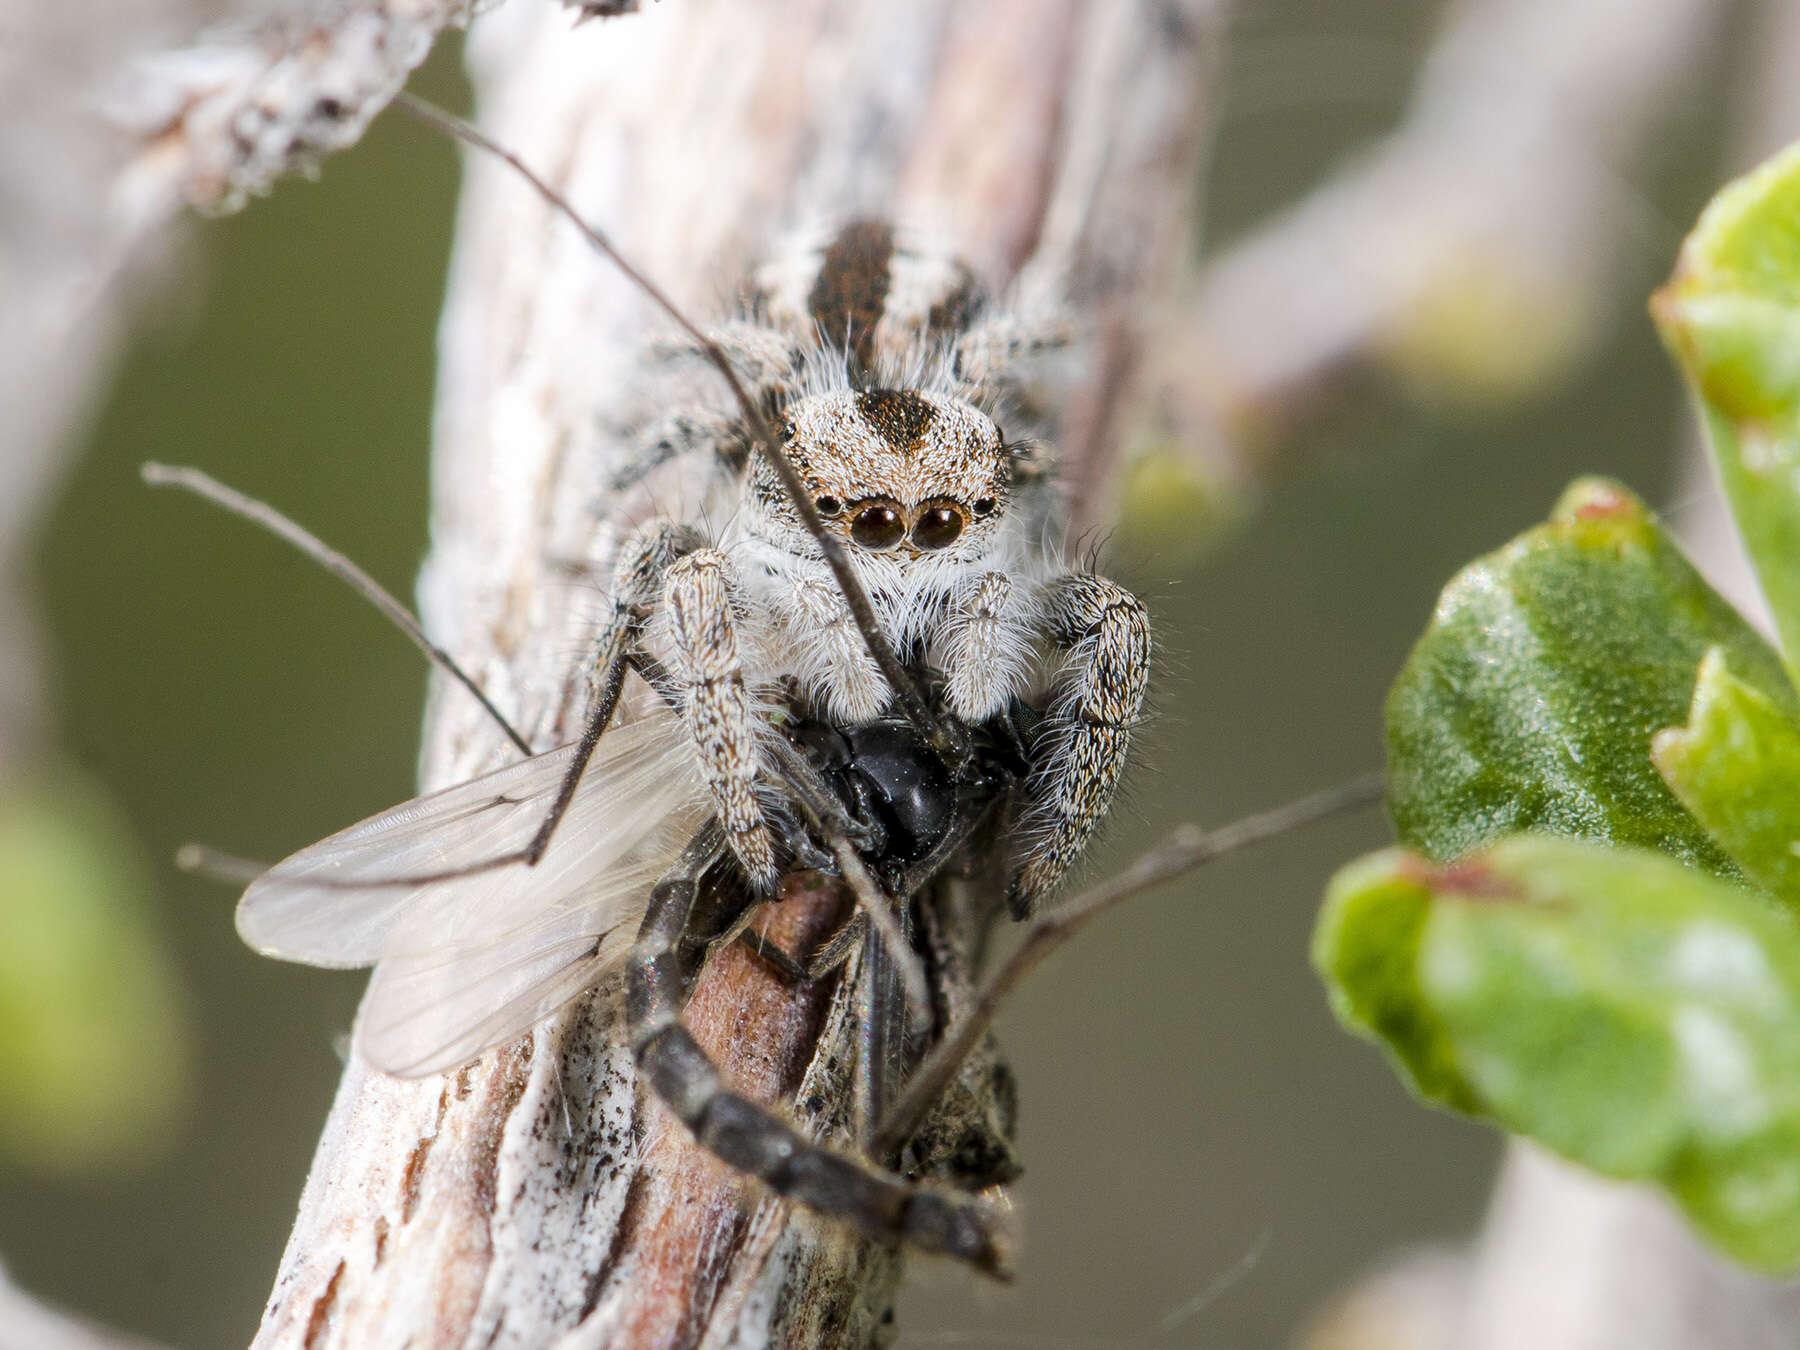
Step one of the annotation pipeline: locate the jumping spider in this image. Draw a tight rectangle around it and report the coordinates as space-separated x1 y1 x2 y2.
607 219 1149 908
232 217 1151 1275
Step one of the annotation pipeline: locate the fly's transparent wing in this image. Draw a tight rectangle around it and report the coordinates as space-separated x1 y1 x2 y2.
239 711 711 1077
353 809 711 1076
237 713 703 966
358 926 637 1078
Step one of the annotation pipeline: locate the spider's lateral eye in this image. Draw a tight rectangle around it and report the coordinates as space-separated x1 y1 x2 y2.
972 496 997 517
850 505 905 550
815 494 843 517
912 506 964 551
779 418 798 441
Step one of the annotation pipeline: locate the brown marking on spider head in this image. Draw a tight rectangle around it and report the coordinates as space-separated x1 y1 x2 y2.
856 388 938 453
809 219 896 373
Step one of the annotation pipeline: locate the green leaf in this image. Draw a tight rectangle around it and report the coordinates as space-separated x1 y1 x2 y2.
1386 477 1795 874
1316 834 1800 1270
1653 647 1800 915
1655 140 1800 680
0 772 189 1171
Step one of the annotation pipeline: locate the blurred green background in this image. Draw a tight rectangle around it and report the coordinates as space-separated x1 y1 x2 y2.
3 1 1760 1344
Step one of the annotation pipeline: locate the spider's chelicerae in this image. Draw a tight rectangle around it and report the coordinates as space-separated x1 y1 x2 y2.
232 217 1150 1278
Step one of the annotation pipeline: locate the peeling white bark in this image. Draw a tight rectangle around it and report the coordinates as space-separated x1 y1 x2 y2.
252 3 1227 1346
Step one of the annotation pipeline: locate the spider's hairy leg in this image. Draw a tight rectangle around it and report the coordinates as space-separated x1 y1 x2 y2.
607 410 742 494
789 576 888 723
645 320 798 389
933 571 1032 723
1008 572 1151 916
950 307 1074 393
434 515 702 877
663 549 781 891
594 517 706 672
627 829 1011 1278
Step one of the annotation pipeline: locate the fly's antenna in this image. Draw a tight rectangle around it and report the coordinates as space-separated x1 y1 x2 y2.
391 93 973 772
873 770 1388 1154
141 462 534 758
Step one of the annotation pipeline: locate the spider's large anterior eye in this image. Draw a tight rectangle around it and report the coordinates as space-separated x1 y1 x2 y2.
850 504 905 550
815 494 843 517
912 506 964 551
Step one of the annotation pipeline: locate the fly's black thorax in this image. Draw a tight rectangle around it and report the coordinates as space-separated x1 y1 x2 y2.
787 697 1036 893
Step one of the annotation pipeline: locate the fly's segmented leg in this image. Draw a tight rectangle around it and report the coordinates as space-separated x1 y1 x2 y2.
744 911 867 991
789 576 889 724
1009 572 1151 915
932 571 1032 723
663 549 780 890
627 829 1010 1277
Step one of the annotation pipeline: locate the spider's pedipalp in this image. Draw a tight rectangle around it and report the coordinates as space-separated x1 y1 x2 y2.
661 548 781 890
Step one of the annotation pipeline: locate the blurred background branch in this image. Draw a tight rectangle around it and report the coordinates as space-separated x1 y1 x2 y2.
1149 0 1723 515
0 1259 171 1350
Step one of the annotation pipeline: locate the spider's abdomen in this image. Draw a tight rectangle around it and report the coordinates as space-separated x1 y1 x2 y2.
752 219 987 381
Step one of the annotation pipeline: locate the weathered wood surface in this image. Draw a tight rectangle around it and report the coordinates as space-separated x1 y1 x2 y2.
250 2 1226 1346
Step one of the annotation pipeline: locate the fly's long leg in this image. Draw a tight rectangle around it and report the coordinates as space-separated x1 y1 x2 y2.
826 839 930 1024
627 825 1012 1278
141 463 533 758
873 773 1386 1156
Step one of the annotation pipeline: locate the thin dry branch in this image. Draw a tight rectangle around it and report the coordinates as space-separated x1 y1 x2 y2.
250 2 1227 1347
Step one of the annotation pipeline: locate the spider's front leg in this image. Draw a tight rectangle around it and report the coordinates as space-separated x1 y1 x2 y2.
662 548 782 891
607 410 740 494
626 823 1011 1276
1009 572 1151 915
